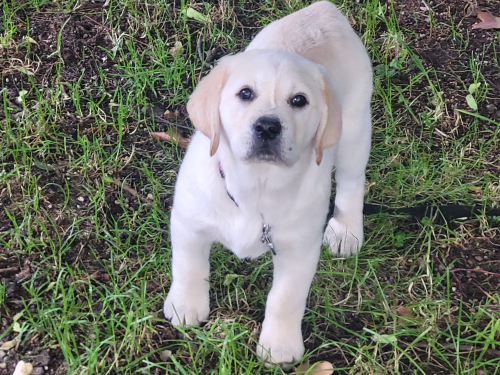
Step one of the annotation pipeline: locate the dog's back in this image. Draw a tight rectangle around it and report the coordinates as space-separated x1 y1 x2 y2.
246 1 372 106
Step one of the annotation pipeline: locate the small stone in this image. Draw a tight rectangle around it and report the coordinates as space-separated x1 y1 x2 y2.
0 350 5 360
159 350 172 361
31 367 45 375
147 193 153 200
0 363 5 369
77 196 84 202
486 104 496 113
475 256 482 261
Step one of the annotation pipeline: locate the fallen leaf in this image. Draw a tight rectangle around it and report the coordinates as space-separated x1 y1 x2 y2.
169 41 184 56
163 109 178 119
364 328 398 345
16 90 28 104
33 158 55 172
463 2 478 17
151 130 190 149
223 274 242 286
183 8 209 23
13 361 33 375
0 339 17 350
293 361 334 374
396 305 415 324
89 272 110 282
468 82 481 95
23 36 38 45
396 305 413 318
13 321 22 333
373 333 398 344
466 94 478 111
472 11 500 30
15 263 31 280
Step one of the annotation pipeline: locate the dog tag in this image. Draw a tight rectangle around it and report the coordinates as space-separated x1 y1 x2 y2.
261 223 276 255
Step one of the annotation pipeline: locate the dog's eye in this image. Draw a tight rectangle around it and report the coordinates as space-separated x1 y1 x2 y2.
238 88 253 101
291 95 308 108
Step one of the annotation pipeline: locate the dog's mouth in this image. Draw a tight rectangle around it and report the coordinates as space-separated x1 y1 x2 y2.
247 142 284 164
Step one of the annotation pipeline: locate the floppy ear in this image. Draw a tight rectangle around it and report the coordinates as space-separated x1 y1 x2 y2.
187 61 229 156
315 75 342 165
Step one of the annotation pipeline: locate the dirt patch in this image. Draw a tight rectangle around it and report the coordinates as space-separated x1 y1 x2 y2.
393 0 500 136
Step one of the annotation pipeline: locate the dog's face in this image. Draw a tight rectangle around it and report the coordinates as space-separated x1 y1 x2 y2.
187 49 342 165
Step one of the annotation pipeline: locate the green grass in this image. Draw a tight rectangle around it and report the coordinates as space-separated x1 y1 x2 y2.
1 0 500 374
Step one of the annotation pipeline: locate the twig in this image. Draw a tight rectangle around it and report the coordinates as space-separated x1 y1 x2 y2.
233 11 245 39
113 180 152 203
402 341 500 357
153 116 192 131
197 35 204 63
6 99 21 110
451 271 467 297
83 15 149 48
0 267 19 274
196 35 212 69
451 268 500 277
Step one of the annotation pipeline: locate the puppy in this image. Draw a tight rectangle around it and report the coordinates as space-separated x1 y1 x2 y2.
164 1 372 365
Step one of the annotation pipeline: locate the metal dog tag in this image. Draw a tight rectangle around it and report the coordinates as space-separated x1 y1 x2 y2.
261 223 276 255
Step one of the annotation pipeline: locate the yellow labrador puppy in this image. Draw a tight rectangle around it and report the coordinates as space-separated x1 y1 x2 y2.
164 1 372 365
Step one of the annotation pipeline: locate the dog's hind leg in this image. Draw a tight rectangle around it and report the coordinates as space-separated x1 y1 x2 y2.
324 107 371 256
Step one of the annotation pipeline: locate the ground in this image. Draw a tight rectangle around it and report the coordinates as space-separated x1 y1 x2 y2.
0 0 499 374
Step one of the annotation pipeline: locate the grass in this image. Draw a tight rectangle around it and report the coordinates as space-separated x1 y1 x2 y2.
1 0 500 374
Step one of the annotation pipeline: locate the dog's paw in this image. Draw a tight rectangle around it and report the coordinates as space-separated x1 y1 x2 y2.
324 217 363 256
256 325 304 367
164 284 209 326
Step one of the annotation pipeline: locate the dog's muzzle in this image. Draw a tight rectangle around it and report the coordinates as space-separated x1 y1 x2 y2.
248 116 283 162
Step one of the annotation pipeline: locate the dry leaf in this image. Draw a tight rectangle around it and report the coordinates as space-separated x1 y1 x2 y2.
472 11 500 30
163 110 178 120
396 305 413 318
15 263 31 280
89 272 110 282
396 305 415 324
0 339 17 350
293 360 334 374
463 2 478 17
13 361 33 375
169 41 184 56
151 130 190 149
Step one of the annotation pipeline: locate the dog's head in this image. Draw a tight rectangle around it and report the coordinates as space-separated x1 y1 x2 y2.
187 49 341 166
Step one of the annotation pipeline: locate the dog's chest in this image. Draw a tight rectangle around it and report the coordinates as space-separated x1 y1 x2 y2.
218 213 272 259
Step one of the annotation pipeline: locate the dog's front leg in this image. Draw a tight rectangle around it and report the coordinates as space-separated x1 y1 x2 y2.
164 212 212 326
256 241 320 365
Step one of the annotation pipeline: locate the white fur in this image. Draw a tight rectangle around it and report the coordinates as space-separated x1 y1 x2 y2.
164 1 373 365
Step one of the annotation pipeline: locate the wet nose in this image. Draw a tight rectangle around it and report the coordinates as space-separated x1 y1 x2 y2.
253 116 282 141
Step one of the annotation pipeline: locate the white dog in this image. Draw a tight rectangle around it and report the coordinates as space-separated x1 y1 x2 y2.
164 1 372 365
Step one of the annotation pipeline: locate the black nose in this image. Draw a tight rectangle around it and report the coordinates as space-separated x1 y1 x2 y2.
253 116 282 141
